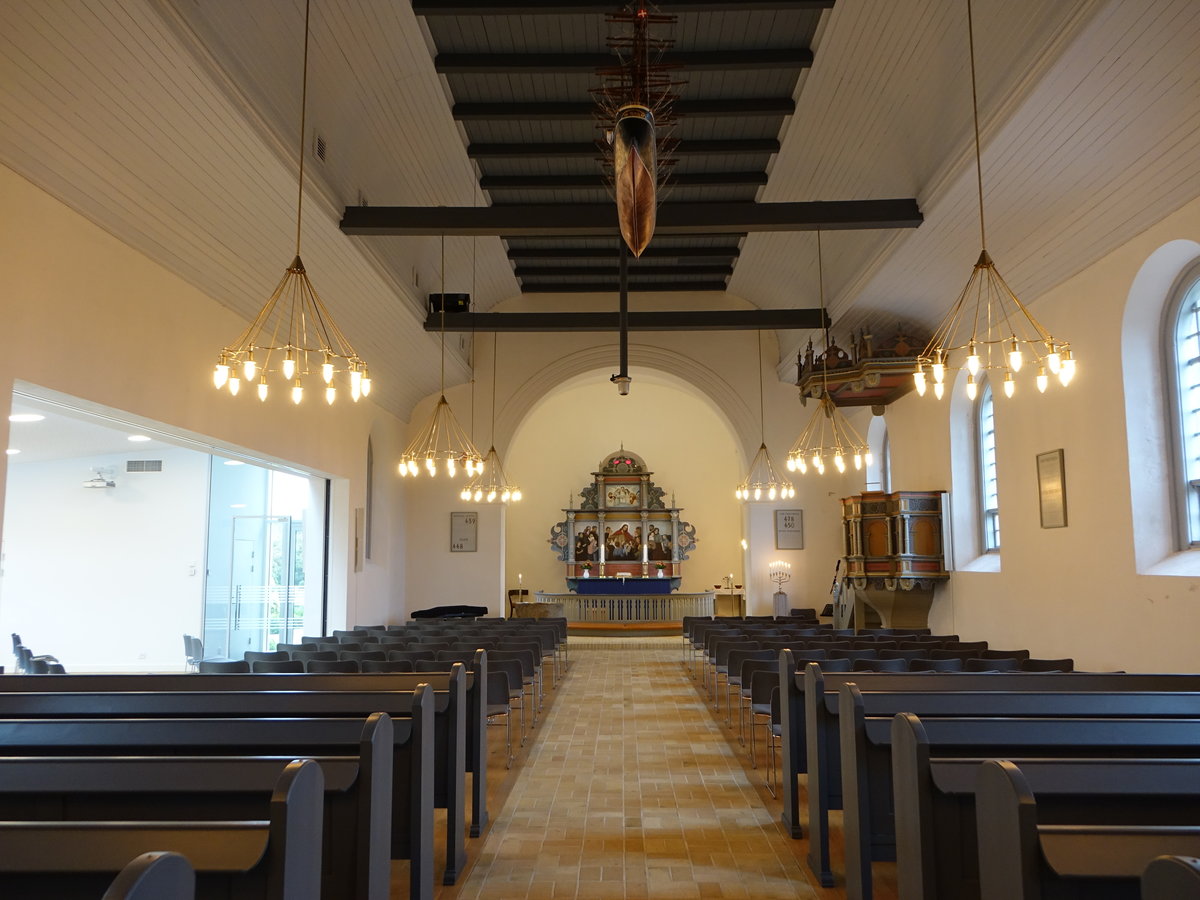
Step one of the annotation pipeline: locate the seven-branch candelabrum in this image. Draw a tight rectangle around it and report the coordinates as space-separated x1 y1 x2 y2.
914 251 1077 401
769 561 792 590
787 393 872 476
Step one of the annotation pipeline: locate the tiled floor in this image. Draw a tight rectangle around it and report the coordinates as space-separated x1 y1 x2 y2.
440 638 835 899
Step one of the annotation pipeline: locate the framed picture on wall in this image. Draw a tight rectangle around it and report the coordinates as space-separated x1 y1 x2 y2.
1036 449 1067 528
775 509 804 549
450 511 478 552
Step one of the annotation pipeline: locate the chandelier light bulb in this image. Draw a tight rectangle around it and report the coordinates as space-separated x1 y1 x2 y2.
291 380 303 405
487 489 497 503
797 458 808 474
1008 338 1024 372
350 369 362 401
853 452 863 470
257 378 269 402
768 485 777 500
228 376 241 397
459 487 470 500
474 488 483 502
1003 372 1015 398
1059 354 1076 387
864 451 874 466
512 489 522 501
361 374 372 397
966 345 981 376
213 363 230 389
1036 367 1049 393
447 458 456 477
325 386 336 405
834 453 846 473
282 354 296 381
914 370 927 396
321 360 334 384
1046 347 1062 375
425 456 436 475
811 451 821 468
753 487 762 501
786 457 796 472
243 355 257 382
933 382 945 400
501 490 511 502
408 460 418 476
932 361 946 384
965 375 978 402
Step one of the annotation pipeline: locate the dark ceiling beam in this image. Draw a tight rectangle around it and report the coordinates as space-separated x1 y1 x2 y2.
481 172 767 189
435 48 813 74
522 282 730 293
506 246 741 259
415 1 832 12
515 264 733 277
341 199 922 236
468 138 780 159
452 97 795 120
422 308 830 331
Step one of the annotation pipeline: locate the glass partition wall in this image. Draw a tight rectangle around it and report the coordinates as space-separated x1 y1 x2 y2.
1 389 327 672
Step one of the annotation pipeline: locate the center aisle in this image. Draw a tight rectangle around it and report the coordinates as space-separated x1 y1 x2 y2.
442 638 829 900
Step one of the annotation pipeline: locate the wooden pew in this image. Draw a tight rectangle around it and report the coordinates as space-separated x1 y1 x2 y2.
0 666 489 840
976 759 1200 900
104 851 195 900
0 758 322 900
0 665 480 884
0 717 389 900
0 711 434 900
776 653 1200 884
840 686 1200 900
892 712 1200 900
1143 855 1200 900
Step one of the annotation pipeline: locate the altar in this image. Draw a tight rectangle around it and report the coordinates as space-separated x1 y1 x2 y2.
536 591 715 624
571 576 675 595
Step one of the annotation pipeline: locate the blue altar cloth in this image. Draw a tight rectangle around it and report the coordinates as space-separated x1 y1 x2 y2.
569 576 675 595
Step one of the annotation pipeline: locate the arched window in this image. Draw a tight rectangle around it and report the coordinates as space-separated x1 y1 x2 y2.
1168 268 1200 546
866 415 891 492
978 382 1000 551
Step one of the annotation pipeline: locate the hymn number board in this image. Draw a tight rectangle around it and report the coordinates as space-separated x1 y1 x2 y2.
450 511 478 552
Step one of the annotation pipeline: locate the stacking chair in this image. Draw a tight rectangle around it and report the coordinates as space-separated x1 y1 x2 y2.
878 649 927 663
980 648 1031 660
251 659 304 673
853 657 909 672
198 660 250 673
290 649 337 664
276 642 318 654
361 659 414 673
339 649 386 663
306 659 359 673
964 656 1021 671
828 648 879 662
725 648 774 727
332 629 368 641
300 635 327 646
737 658 778 747
1021 657 1075 672
498 641 546 708
244 650 290 663
182 634 198 672
490 649 539 727
909 657 965 671
490 658 527 745
387 649 436 663
484 667 517 768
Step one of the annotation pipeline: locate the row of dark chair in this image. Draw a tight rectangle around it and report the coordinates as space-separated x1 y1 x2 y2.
10 633 62 674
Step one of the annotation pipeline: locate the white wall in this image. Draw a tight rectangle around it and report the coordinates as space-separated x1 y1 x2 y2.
0 164 409 634
882 195 1200 673
2 447 208 671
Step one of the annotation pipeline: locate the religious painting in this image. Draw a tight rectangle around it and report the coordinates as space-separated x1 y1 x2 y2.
605 483 641 508
573 524 601 562
646 523 673 561
604 521 643 561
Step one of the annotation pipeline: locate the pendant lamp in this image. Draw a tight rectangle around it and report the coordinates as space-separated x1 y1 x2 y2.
735 332 795 502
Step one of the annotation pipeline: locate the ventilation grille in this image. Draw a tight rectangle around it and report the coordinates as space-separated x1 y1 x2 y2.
314 133 327 162
126 460 163 473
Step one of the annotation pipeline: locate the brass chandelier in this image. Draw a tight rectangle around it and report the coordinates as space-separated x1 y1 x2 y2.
210 0 370 406
735 332 795 502
460 333 522 504
788 232 872 475
915 0 1076 401
398 235 483 479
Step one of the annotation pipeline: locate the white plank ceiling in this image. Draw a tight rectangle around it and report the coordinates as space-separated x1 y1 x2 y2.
1 0 1198 414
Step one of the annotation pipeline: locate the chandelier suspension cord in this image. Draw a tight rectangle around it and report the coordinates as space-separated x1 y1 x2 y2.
492 332 499 442
440 233 447 395
817 230 830 393
967 0 986 251
757 330 765 445
295 0 311 258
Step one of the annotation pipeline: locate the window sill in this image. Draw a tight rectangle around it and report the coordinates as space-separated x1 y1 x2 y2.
957 552 1001 574
1143 547 1200 577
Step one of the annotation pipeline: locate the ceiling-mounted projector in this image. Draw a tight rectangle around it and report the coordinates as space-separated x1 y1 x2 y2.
82 475 116 489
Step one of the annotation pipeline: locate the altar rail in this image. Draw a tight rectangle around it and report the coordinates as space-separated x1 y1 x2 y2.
535 591 715 623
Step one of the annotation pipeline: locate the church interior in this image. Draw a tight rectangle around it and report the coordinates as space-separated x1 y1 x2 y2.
1 1 1199 897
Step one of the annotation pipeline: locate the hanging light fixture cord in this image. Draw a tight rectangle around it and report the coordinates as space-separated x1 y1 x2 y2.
966 0 986 251
295 0 311 258
757 330 765 444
